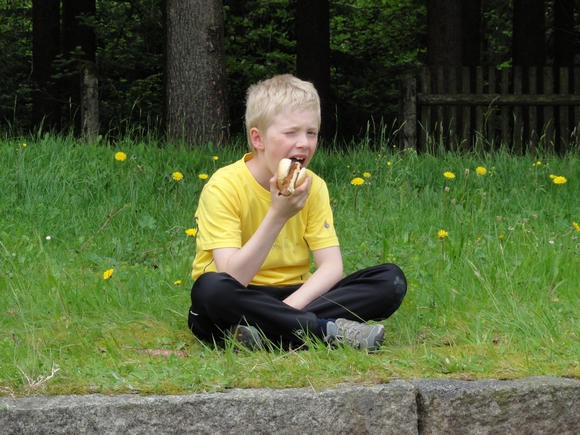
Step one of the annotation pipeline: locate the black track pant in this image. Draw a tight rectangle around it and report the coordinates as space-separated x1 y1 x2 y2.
188 263 407 346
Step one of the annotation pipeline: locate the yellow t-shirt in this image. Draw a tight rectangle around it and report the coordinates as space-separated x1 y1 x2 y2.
191 153 339 286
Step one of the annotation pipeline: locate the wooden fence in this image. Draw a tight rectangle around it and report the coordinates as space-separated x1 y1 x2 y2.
400 66 580 153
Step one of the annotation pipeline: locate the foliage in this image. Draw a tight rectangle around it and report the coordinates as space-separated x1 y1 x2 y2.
0 1 32 130
0 136 578 395
0 0 429 140
95 0 164 137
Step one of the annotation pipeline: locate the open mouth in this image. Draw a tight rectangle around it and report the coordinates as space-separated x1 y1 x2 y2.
290 157 305 166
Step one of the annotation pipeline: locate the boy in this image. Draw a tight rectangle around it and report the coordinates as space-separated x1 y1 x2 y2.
188 74 406 350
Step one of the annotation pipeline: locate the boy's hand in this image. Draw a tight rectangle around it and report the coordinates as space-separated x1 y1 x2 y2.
269 174 311 220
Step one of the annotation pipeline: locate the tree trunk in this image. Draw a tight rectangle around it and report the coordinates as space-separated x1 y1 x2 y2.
553 0 575 67
32 0 60 130
81 61 99 142
165 0 229 146
461 0 482 66
61 0 97 134
296 0 333 138
513 0 545 66
427 0 463 66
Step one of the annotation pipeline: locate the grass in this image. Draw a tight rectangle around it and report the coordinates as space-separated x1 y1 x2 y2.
0 135 578 396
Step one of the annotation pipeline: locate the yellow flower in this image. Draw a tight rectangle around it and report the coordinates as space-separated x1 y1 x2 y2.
114 151 127 161
198 173 209 180
174 280 182 286
363 172 372 178
172 171 184 182
21 143 27 148
552 176 567 185
573 222 580 232
532 161 542 167
549 174 556 179
213 155 219 161
103 268 114 280
498 233 505 240
185 228 197 237
351 177 365 186
437 229 448 240
476 166 487 176
386 161 392 166
443 171 456 180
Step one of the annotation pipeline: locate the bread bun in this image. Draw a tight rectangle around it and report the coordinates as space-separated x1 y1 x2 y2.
277 158 306 196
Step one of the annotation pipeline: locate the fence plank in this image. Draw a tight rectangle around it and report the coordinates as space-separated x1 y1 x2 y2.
513 67 523 153
461 67 471 149
559 67 570 151
401 73 417 149
475 67 484 146
575 67 580 145
543 67 555 150
420 68 433 149
487 67 497 146
501 69 510 146
529 67 538 152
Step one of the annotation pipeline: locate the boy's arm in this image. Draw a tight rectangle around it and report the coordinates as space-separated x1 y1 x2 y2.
212 175 312 286
282 246 343 310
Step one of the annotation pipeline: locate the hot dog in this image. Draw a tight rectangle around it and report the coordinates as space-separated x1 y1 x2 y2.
277 158 306 196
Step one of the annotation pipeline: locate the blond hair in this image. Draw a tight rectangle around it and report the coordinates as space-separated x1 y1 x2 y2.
245 74 321 148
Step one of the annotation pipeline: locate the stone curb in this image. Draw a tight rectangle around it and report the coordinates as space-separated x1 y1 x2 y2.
0 376 578 434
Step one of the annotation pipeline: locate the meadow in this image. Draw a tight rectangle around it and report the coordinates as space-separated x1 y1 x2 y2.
0 135 578 396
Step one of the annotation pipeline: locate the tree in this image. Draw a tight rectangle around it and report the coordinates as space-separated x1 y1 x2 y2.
32 0 60 130
427 0 463 66
513 0 546 66
60 0 97 135
461 0 482 66
553 0 575 66
165 0 229 146
427 0 482 66
295 0 333 138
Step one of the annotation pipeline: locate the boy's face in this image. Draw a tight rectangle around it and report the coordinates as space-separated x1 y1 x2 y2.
255 108 319 176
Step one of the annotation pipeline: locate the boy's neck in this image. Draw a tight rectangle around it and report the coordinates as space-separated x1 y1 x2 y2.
245 152 270 190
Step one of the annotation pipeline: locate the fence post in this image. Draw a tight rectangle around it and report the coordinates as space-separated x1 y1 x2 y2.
401 73 417 149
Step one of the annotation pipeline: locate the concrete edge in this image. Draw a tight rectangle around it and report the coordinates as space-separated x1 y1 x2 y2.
0 376 578 434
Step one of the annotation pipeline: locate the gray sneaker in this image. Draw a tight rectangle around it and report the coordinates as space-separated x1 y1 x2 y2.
325 318 385 351
232 325 263 350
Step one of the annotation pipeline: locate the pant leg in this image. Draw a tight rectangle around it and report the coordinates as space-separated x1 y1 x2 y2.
303 263 407 321
188 272 322 344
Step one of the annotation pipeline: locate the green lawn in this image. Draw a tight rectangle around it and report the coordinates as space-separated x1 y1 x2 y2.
0 136 578 396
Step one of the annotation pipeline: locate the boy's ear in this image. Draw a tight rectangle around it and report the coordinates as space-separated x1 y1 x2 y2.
249 127 265 151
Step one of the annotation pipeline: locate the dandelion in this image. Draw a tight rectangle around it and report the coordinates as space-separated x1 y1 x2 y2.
363 172 372 178
212 155 219 161
351 177 365 186
443 171 456 180
498 233 505 240
386 161 392 167
21 143 27 148
103 268 114 280
549 174 556 179
552 175 567 185
437 229 449 240
198 173 209 180
572 222 580 232
174 280 182 286
114 151 127 161
185 228 197 237
476 166 487 176
172 171 184 182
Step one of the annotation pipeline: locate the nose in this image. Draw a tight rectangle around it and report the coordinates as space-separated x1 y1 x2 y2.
296 131 311 148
